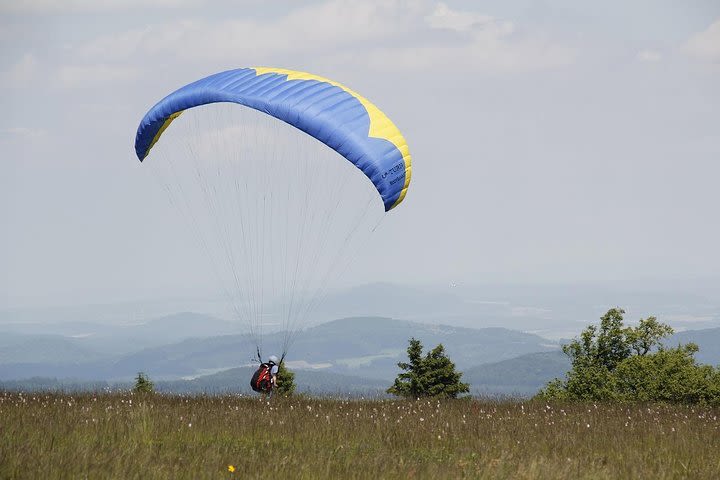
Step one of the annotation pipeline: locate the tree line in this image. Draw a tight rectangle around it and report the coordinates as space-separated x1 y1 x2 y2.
133 307 720 405
383 308 720 404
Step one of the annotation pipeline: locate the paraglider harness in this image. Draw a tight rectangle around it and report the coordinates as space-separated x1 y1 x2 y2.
250 361 275 393
250 351 284 393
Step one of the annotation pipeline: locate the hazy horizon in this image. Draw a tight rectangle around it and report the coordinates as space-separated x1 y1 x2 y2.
2 280 718 343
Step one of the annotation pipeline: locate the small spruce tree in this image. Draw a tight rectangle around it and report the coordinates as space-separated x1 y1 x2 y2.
388 338 469 398
274 362 296 396
133 372 154 394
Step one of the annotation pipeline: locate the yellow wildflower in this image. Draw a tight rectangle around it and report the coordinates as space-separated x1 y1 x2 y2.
228 465 236 473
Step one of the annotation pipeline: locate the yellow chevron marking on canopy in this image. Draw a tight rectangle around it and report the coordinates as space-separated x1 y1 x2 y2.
144 111 183 159
253 67 412 207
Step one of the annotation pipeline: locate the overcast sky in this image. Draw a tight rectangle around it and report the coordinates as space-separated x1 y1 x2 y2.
1 0 719 308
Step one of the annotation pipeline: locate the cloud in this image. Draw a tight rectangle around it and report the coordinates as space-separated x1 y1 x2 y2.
57 64 140 88
367 42 573 73
1 127 41 136
61 0 425 63
0 0 205 14
67 0 573 77
1 53 39 87
425 2 495 33
0 127 46 141
683 18 720 63
363 6 574 73
636 50 662 63
76 22 197 62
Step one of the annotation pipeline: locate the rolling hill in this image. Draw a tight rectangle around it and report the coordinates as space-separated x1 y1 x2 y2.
0 316 559 382
463 351 570 396
671 328 720 366
2 316 717 395
0 332 106 365
0 312 242 355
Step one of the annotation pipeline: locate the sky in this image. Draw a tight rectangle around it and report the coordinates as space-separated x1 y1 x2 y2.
1 0 719 308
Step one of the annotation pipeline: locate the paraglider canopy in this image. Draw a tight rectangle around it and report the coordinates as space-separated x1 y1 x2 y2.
134 67 412 361
135 67 412 211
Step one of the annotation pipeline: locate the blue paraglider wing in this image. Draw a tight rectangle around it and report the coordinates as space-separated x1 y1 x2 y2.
134 67 411 211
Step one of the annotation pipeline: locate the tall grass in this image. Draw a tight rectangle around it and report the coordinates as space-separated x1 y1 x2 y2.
1 391 718 479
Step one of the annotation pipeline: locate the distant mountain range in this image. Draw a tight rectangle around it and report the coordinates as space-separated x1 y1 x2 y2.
3 281 719 340
2 330 719 397
0 312 242 355
464 351 570 396
0 332 106 365
670 328 720 366
463 328 720 396
1 302 718 396
0 315 559 382
291 317 559 380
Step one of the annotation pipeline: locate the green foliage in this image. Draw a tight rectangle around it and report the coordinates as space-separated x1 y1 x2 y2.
538 308 720 405
626 316 674 356
133 372 154 394
274 362 296 397
387 337 469 398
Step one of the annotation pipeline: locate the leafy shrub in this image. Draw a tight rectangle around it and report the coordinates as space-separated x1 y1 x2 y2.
538 308 720 405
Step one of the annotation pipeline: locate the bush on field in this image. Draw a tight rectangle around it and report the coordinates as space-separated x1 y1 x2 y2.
538 308 720 405
388 337 469 399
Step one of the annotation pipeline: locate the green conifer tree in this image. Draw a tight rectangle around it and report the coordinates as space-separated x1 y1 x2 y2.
275 362 296 396
133 372 154 394
388 338 469 398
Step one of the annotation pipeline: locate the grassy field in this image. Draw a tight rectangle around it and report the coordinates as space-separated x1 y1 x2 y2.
2 392 719 479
